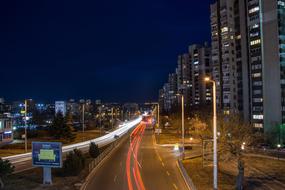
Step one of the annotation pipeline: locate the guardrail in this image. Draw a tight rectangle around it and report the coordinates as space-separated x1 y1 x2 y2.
88 143 114 173
88 135 126 173
177 159 197 190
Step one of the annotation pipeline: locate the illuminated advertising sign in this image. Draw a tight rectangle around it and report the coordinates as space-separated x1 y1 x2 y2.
32 142 62 168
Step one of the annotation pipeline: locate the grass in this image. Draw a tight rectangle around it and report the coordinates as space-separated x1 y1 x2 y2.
0 130 100 157
155 127 198 145
183 155 285 190
244 156 285 182
183 157 236 190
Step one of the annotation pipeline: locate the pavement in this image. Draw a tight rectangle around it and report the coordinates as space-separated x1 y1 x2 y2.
85 123 188 190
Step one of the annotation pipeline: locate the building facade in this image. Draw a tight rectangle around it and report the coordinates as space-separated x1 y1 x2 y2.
55 101 67 116
211 0 248 116
189 44 212 106
210 0 285 134
0 117 13 146
246 0 285 132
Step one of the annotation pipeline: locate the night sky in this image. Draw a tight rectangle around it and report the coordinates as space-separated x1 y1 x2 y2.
0 0 213 103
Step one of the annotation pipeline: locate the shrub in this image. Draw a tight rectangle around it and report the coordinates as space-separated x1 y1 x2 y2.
62 149 85 176
89 142 100 158
0 158 15 189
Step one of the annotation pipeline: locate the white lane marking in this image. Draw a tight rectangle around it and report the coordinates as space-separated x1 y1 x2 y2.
166 171 170 176
114 175 117 182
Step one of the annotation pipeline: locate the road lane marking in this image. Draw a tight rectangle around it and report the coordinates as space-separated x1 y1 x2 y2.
173 183 178 190
166 171 170 176
114 175 117 182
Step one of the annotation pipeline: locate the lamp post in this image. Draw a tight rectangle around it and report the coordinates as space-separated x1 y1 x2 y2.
157 103 160 129
24 99 28 152
205 77 218 190
154 103 160 129
176 94 185 159
111 107 114 129
82 103 85 133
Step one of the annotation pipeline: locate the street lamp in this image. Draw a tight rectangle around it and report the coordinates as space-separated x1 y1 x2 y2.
204 77 218 190
82 103 85 133
153 103 160 129
24 99 28 152
176 93 185 159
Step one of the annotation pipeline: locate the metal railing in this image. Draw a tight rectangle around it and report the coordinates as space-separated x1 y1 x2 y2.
88 134 127 173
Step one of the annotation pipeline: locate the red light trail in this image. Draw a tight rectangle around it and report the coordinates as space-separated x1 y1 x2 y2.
126 123 146 190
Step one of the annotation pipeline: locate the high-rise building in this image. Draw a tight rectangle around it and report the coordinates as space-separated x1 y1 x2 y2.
211 0 245 115
246 0 285 131
168 73 178 110
211 0 285 134
177 54 192 108
159 44 213 113
189 44 212 106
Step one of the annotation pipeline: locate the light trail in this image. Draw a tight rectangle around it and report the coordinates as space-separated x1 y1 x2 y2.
126 123 146 190
3 117 142 165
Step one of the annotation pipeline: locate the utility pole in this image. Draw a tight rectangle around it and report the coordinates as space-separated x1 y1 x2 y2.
176 94 185 159
82 103 85 133
205 77 218 190
181 95 185 159
24 99 28 152
157 103 160 129
100 107 102 135
111 107 114 129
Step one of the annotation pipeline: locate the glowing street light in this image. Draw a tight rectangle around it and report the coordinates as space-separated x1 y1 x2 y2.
204 77 218 190
176 93 185 159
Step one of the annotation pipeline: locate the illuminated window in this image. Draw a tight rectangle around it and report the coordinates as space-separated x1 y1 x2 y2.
249 6 260 14
253 115 263 120
251 24 259 29
250 32 259 37
250 39 261 46
278 1 285 7
221 27 228 33
252 73 261 78
254 123 263 128
253 98 263 103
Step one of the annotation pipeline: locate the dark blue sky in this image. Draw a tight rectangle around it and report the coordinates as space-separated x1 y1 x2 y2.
0 0 213 103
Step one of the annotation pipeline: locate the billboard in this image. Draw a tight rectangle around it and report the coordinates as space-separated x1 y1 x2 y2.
32 142 62 168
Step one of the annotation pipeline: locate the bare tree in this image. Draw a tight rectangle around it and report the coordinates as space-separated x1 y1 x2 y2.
189 114 211 141
218 115 261 189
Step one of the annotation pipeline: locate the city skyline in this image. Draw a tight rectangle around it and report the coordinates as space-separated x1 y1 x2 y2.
0 0 213 102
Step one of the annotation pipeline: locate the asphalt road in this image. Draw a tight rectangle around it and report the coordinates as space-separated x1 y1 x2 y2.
85 124 188 190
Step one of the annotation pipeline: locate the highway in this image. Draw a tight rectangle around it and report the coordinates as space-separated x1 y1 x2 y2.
85 123 188 190
2 117 142 172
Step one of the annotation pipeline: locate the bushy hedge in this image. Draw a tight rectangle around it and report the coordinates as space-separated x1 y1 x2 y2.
89 142 100 158
62 149 85 176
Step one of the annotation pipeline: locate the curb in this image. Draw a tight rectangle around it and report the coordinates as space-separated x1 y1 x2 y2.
176 159 197 190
